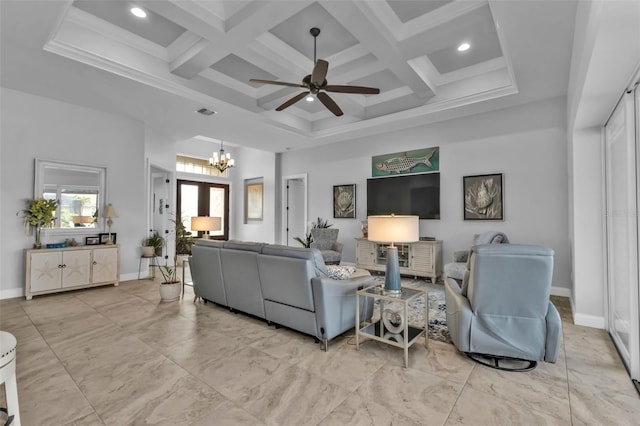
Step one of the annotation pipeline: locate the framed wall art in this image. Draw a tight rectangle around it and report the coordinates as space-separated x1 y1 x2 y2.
333 184 356 218
372 147 439 177
463 173 504 221
245 178 264 222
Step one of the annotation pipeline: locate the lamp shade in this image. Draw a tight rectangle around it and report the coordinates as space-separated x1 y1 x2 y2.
191 216 222 232
367 214 419 243
102 203 119 218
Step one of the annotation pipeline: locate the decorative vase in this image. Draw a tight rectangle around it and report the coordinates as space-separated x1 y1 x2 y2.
361 221 368 238
159 281 181 302
141 246 155 257
33 226 42 249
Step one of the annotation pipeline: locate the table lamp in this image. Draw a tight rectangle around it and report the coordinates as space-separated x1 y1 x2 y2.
191 216 222 239
368 214 419 294
102 203 119 245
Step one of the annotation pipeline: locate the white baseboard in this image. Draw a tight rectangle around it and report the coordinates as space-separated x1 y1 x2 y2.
551 286 571 298
574 312 606 329
0 287 24 300
120 272 140 282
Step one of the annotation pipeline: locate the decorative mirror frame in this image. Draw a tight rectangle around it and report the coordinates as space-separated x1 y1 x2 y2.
34 158 107 235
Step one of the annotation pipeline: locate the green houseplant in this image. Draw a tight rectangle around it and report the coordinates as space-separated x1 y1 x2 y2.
158 260 181 302
20 198 58 248
171 216 195 256
142 232 164 257
294 230 314 248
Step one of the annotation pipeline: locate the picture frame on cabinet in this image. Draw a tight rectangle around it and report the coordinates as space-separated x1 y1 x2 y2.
98 233 116 244
86 236 100 245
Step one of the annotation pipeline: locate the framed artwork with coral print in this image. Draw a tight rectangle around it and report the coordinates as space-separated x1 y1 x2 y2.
463 173 504 221
333 184 356 218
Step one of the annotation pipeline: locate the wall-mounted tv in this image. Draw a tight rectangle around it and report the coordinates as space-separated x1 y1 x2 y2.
367 173 440 219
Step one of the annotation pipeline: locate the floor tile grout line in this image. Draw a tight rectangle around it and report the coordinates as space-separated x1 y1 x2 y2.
24 295 108 426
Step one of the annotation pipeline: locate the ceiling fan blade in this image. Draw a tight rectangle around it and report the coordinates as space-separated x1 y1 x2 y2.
311 59 329 85
317 92 343 116
275 92 309 111
250 79 306 88
325 85 380 94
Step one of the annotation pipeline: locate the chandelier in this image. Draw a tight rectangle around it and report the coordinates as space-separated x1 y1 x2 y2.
209 140 235 172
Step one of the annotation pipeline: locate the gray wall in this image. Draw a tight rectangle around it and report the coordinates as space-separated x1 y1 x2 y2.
1 88 146 298
280 97 571 292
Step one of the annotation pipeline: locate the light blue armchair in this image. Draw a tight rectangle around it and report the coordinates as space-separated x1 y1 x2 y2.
444 243 562 371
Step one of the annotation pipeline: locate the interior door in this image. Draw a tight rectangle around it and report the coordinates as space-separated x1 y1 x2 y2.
605 90 640 383
177 179 229 240
286 178 306 246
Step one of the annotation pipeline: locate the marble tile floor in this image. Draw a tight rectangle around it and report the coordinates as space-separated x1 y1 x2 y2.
0 280 638 426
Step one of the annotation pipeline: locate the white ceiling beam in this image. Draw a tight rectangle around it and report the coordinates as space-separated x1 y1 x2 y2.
322 1 435 99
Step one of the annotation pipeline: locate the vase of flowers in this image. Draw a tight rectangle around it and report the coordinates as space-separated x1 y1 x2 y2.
20 198 58 249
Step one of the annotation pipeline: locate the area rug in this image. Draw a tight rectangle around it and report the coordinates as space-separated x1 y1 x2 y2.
371 276 451 343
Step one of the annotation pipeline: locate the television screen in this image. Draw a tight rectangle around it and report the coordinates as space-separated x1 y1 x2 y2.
367 173 440 219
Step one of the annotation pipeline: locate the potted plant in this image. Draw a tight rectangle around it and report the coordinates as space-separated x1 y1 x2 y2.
158 261 181 302
171 216 195 260
142 232 164 257
19 198 58 248
294 230 314 248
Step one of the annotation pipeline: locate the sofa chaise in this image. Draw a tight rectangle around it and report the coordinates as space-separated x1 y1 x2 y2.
189 240 375 350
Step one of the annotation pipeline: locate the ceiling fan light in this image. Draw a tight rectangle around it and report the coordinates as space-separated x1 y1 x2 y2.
130 7 147 18
305 95 314 102
457 42 471 52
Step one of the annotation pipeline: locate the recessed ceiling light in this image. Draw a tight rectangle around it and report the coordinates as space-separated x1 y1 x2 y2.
196 108 217 116
130 7 147 18
305 95 314 102
457 42 471 52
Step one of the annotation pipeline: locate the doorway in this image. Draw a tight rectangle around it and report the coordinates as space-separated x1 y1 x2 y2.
177 179 230 240
282 174 307 246
148 164 172 259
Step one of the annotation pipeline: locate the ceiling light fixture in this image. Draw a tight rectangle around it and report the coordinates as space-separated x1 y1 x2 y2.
305 94 314 102
130 7 147 18
209 140 235 173
196 108 216 116
457 42 471 52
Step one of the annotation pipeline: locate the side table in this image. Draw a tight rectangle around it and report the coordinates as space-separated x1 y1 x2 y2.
356 284 428 368
137 255 157 280
182 258 196 301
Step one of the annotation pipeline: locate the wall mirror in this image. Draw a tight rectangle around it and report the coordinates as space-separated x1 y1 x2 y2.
34 159 107 234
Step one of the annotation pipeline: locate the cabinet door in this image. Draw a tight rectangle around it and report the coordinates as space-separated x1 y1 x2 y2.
356 240 376 267
410 243 433 273
92 247 118 283
30 251 62 292
61 250 91 288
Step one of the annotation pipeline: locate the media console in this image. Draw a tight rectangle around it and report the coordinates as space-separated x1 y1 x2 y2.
355 238 442 282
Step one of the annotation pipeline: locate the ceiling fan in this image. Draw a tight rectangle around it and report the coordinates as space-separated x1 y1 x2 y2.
250 27 380 116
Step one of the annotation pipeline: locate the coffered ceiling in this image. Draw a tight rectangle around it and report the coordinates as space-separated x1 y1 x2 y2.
1 0 577 152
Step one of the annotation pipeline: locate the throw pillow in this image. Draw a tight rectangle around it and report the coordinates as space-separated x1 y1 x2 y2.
326 265 356 280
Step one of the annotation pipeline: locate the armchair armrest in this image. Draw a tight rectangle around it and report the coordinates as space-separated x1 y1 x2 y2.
311 275 375 341
453 250 469 263
444 277 473 352
331 242 344 253
544 302 562 363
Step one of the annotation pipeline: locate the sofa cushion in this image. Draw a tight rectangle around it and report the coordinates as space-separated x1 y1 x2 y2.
224 240 265 253
261 245 330 278
326 265 356 280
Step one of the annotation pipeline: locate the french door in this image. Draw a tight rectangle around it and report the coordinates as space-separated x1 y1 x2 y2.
604 89 640 384
177 179 229 240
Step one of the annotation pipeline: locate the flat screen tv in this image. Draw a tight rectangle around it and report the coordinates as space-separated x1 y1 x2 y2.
367 173 440 219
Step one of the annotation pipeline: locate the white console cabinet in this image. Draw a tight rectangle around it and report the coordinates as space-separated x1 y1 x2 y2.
25 245 119 300
355 238 442 282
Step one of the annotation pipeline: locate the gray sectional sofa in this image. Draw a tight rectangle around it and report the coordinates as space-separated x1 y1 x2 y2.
189 239 375 350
